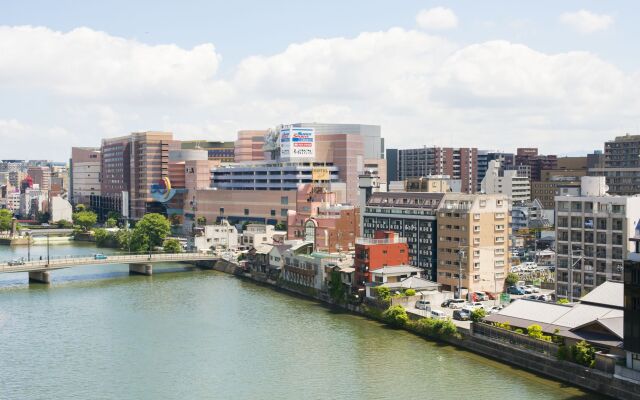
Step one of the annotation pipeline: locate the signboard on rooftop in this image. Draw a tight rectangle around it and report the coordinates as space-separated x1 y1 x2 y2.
280 127 315 161
312 167 330 181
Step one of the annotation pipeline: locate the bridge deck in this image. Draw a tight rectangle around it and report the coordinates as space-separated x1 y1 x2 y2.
0 253 219 274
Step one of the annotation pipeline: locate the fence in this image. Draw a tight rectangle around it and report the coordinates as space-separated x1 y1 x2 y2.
472 322 560 357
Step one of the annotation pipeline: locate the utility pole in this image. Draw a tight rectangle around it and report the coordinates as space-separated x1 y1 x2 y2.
46 234 50 266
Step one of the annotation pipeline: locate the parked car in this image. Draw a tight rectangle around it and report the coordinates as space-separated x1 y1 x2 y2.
524 294 539 300
523 285 540 293
507 286 525 295
537 294 550 302
468 301 485 310
8 258 25 266
415 300 431 311
448 299 467 309
485 291 497 300
94 253 108 260
430 310 447 320
487 305 503 314
473 291 488 301
453 309 471 321
441 299 453 308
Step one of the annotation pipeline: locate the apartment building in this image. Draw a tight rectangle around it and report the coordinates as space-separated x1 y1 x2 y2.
515 148 558 182
70 147 101 206
398 147 477 193
362 192 444 280
555 177 640 301
589 134 640 195
624 234 640 373
436 193 510 297
480 160 530 203
181 140 235 163
477 151 515 191
26 166 51 191
353 231 409 287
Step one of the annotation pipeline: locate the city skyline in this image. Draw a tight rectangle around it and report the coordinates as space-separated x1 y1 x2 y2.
2 1 640 159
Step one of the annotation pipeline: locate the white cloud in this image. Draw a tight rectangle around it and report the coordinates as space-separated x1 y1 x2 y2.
560 10 613 34
0 24 638 159
416 7 458 30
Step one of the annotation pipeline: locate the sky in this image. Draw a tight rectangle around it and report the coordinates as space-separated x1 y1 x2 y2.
1 0 639 160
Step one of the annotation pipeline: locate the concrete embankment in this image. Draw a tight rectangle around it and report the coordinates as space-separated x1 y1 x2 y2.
206 260 639 399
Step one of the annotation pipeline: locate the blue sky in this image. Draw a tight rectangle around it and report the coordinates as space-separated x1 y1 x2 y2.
1 1 639 159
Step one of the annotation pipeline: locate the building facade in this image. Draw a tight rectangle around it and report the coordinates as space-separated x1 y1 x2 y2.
235 130 267 162
70 147 101 206
480 160 531 203
436 193 510 296
555 177 640 301
362 192 443 280
398 147 477 193
624 235 640 371
181 140 235 163
353 231 409 287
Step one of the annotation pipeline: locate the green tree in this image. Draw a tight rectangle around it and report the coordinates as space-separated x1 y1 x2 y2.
382 305 409 327
328 270 346 303
105 218 118 228
163 238 182 254
55 220 73 229
75 204 87 212
505 272 519 287
404 289 416 297
0 209 13 232
274 222 287 231
471 308 487 322
72 210 98 232
94 228 118 247
375 286 391 302
132 213 170 250
572 340 596 368
196 216 207 226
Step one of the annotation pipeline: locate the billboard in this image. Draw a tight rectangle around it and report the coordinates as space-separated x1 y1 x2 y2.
280 127 315 160
312 167 331 181
150 177 176 203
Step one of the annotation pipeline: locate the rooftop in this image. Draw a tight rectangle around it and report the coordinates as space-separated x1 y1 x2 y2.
370 265 422 275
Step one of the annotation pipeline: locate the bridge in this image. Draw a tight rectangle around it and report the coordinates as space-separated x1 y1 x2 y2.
0 252 220 283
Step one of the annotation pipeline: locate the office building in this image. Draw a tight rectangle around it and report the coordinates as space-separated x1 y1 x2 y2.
181 140 235 163
589 134 640 195
481 160 530 203
386 148 399 184
436 193 510 296
70 147 101 206
555 177 640 301
235 130 267 162
515 148 557 182
362 192 443 280
477 151 515 192
398 147 477 193
26 166 51 192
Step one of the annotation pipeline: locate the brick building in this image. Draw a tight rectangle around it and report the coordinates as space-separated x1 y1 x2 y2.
354 231 410 287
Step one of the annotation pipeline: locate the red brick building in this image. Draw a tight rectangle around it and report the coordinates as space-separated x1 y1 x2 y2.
354 231 409 286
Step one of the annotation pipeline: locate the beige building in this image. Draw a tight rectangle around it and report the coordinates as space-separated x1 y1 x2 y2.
27 166 51 191
436 193 511 296
70 147 101 206
235 130 267 162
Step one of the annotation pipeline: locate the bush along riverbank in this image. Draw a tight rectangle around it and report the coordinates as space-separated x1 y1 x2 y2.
213 262 637 399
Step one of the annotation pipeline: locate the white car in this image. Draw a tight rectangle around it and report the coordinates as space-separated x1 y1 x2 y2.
430 310 447 320
523 285 540 293
415 300 431 311
448 299 467 309
487 305 503 314
462 302 485 312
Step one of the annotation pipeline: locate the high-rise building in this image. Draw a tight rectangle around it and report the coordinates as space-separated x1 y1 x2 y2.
70 147 101 206
385 148 399 184
555 177 640 301
26 166 51 191
398 147 477 193
481 160 531 203
515 148 557 182
362 192 443 280
589 134 640 195
477 151 515 192
181 140 235 163
235 130 267 162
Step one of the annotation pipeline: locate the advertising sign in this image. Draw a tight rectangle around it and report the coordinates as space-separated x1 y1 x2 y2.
312 167 330 181
280 127 315 160
150 177 176 203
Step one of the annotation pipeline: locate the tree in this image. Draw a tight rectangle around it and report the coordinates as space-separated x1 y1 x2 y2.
375 286 391 302
73 210 98 232
0 209 13 232
169 214 182 226
163 238 182 254
471 308 487 323
572 340 596 368
132 213 170 250
105 218 118 228
75 204 87 212
274 222 287 231
196 216 207 226
505 272 519 287
404 289 416 297
55 220 73 229
328 270 346 303
382 305 409 327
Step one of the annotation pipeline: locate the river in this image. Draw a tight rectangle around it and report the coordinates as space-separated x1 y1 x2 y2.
0 243 600 399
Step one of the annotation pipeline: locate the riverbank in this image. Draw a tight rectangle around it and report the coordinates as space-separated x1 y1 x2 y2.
207 260 639 400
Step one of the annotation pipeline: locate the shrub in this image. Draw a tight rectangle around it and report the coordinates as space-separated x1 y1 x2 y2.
163 238 182 254
382 305 409 327
572 340 596 368
404 289 416 296
410 317 458 339
376 286 391 302
514 328 524 334
94 228 118 248
505 272 519 287
527 324 544 340
557 298 570 304
471 308 487 322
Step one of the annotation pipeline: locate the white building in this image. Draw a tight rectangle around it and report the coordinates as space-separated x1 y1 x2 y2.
555 176 640 301
20 188 47 218
49 196 73 223
241 224 286 248
481 160 531 203
70 147 101 206
190 220 239 251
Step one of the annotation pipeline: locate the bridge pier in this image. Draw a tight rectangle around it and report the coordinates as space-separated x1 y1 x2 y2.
129 263 153 276
28 271 51 284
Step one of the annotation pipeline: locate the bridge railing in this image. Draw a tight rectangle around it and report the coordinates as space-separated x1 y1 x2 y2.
0 251 218 272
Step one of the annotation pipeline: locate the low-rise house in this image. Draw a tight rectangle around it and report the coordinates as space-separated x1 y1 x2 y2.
246 244 274 274
365 275 439 299
189 220 239 252
485 281 625 356
241 224 286 249
280 242 354 293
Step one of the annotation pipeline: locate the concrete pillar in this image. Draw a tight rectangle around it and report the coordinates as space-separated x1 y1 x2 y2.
129 263 153 276
28 271 51 284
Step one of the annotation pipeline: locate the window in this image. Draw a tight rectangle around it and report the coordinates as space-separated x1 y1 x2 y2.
244 208 249 216
270 209 276 217
281 209 288 217
281 196 288 205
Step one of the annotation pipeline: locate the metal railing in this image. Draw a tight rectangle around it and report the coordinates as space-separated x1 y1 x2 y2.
0 251 219 273
472 322 560 356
